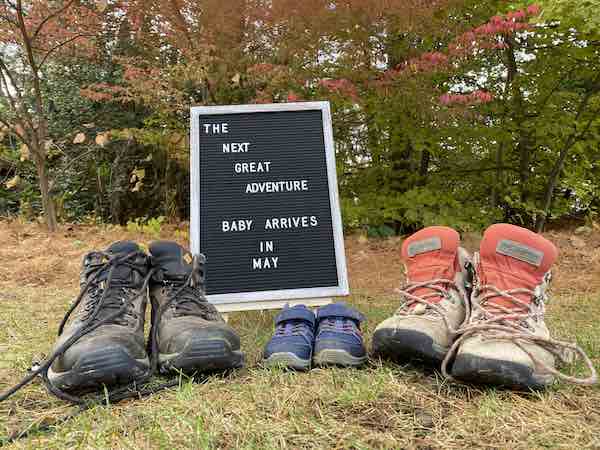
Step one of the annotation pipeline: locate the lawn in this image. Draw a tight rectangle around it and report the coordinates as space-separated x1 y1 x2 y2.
1 220 599 449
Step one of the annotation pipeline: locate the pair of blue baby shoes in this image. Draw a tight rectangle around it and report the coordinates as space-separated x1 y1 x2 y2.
263 303 367 370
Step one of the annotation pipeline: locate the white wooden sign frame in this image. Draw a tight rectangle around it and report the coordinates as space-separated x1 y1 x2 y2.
189 101 349 312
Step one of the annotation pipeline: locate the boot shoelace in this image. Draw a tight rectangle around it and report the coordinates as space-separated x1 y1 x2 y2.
79 285 138 326
275 321 310 337
0 252 209 410
160 280 219 320
148 255 218 375
318 318 361 336
395 278 470 335
76 253 139 327
440 284 598 385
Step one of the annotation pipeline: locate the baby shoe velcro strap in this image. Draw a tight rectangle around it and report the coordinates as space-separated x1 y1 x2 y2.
316 303 365 323
275 306 316 327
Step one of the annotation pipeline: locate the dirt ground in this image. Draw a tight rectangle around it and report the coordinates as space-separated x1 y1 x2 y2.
1 220 599 449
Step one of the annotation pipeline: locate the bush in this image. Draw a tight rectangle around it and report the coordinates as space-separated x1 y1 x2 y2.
126 216 166 238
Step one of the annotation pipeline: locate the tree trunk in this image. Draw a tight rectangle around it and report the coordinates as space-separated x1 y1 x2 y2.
35 153 58 232
491 142 504 208
390 139 414 192
504 37 534 206
518 136 532 203
536 114 596 232
418 149 430 186
535 78 599 232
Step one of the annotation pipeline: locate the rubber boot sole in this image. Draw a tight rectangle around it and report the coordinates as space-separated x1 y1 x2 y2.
263 352 311 371
451 353 551 390
313 349 367 368
371 328 447 364
47 346 150 391
159 337 244 373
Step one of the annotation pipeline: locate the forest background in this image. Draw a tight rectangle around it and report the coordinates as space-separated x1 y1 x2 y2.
1 0 599 235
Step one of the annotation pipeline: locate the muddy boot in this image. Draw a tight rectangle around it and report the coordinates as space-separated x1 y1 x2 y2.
447 224 597 389
47 241 151 391
149 241 244 373
371 226 471 364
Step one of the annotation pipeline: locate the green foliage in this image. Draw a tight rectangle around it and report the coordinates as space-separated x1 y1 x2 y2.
538 0 600 36
0 146 19 214
126 216 166 238
366 225 396 239
0 141 41 218
343 187 501 234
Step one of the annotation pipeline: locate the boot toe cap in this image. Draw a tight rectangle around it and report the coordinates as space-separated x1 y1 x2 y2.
314 334 365 358
160 319 241 355
263 337 312 361
52 328 146 374
373 315 452 358
452 335 556 389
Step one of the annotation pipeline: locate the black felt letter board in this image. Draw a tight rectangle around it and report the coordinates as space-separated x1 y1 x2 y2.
196 109 340 295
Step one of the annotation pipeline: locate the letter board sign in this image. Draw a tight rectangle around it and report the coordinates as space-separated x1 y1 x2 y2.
190 102 348 312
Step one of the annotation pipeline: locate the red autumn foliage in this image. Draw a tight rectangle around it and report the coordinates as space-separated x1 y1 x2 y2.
0 0 103 63
252 90 274 104
448 4 541 59
248 64 277 76
108 0 458 110
76 1 537 113
386 4 542 81
373 4 540 106
318 79 359 100
439 90 494 106
80 83 129 102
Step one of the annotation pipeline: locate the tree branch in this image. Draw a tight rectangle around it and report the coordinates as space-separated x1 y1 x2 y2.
15 0 37 74
3 0 18 10
0 115 16 133
534 64 581 113
0 62 19 112
15 0 46 147
434 166 520 175
0 57 37 135
38 33 91 69
53 145 102 177
0 13 18 25
168 0 196 52
32 0 77 42
0 155 17 167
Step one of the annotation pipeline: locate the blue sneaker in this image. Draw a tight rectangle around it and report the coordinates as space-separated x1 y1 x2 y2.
263 305 315 370
313 303 367 367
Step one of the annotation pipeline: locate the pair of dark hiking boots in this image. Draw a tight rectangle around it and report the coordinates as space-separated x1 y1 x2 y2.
47 240 243 392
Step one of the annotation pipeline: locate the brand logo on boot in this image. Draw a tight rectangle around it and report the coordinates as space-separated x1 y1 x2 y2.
496 239 544 266
407 237 442 257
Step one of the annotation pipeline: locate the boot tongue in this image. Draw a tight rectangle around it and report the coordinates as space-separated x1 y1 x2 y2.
401 226 460 303
106 240 140 255
102 241 144 283
81 241 145 287
149 241 194 280
478 224 558 309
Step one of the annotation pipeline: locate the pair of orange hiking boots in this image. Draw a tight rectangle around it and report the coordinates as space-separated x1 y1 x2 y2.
371 223 597 389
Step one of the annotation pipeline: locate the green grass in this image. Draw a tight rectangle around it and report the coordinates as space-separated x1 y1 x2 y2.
1 286 599 449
